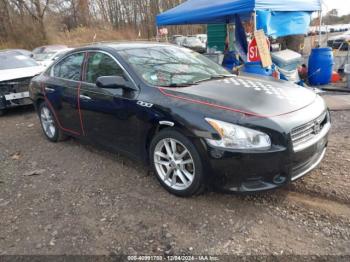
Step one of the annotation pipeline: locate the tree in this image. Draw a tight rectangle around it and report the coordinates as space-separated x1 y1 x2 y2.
327 9 338 17
0 0 204 48
10 0 51 42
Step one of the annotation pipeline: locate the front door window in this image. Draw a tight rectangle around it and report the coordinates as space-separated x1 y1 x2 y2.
85 52 124 84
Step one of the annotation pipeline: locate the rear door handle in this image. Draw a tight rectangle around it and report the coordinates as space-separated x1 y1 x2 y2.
79 94 92 101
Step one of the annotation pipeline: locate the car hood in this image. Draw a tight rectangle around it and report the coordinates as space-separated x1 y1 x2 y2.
36 60 53 68
0 66 44 82
159 75 317 118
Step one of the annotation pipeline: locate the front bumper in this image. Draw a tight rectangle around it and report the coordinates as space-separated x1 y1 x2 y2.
0 93 32 110
206 125 329 193
0 78 33 110
0 77 32 110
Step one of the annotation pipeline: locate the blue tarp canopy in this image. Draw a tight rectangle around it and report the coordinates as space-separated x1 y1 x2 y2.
257 11 312 38
156 0 321 26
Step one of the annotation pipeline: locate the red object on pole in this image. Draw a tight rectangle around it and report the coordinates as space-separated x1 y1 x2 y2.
331 71 341 83
158 28 168 36
247 37 270 62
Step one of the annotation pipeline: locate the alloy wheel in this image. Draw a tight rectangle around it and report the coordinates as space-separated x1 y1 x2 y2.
40 106 56 139
154 138 195 191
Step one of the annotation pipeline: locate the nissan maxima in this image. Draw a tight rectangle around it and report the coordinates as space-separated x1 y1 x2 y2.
29 43 331 197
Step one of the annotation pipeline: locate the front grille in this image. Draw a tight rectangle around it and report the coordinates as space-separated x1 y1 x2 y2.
291 112 328 149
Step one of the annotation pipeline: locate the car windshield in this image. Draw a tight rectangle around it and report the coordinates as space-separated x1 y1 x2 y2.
118 46 230 87
0 52 39 70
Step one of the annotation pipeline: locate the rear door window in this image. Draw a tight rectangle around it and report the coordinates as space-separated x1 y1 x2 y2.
52 52 84 81
85 52 124 84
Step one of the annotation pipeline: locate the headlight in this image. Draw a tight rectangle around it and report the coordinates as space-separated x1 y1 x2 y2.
205 118 271 150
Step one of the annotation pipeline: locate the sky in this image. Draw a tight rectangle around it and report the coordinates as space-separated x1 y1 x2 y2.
323 0 350 16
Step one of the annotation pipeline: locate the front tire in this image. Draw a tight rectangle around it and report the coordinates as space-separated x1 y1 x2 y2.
39 102 66 142
150 129 205 197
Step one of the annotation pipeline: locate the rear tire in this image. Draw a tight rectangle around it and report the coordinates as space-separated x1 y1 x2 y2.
39 102 67 142
0 109 4 116
150 129 205 197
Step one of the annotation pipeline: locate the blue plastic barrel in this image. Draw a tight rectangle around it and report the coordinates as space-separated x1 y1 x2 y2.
243 62 272 76
308 48 334 85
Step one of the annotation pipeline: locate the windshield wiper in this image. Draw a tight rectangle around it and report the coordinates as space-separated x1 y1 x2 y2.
210 74 235 79
166 82 198 87
193 74 234 84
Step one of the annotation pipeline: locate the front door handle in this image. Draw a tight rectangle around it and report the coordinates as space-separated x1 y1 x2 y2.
79 94 92 101
45 87 55 93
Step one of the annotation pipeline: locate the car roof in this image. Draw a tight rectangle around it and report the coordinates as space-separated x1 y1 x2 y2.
49 48 73 54
40 45 67 49
33 45 68 52
78 42 175 51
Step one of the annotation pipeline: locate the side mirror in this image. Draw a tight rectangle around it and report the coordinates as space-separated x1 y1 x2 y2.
96 76 135 91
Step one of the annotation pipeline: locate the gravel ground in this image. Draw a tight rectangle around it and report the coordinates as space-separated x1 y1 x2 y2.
0 104 349 257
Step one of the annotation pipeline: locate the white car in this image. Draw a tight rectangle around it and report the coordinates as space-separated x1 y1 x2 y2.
0 51 44 115
328 31 350 42
34 48 73 68
183 36 206 53
196 34 208 45
328 31 350 50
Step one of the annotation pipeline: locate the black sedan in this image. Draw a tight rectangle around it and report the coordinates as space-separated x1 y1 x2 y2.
29 43 331 197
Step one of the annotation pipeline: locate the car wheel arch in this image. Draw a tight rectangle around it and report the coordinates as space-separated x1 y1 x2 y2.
35 97 45 112
144 121 197 164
